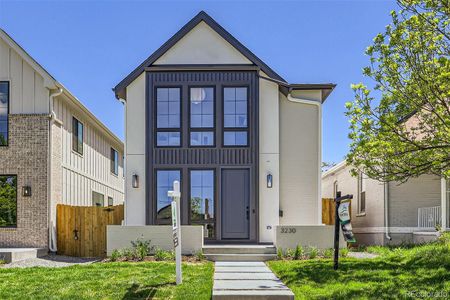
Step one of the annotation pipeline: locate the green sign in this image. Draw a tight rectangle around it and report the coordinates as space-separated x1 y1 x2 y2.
338 199 356 243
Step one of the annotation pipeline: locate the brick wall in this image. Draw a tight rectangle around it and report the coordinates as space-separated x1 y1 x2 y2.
0 114 49 248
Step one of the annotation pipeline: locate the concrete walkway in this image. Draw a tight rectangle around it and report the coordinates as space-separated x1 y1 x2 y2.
213 261 294 299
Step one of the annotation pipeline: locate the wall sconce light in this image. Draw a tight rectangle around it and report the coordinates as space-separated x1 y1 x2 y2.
132 174 139 188
22 186 32 197
267 173 273 188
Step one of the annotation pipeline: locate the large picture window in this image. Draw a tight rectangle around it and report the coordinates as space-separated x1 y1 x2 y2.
0 82 9 146
156 88 181 146
72 117 84 155
190 170 215 238
0 175 17 227
190 87 214 146
223 87 248 146
156 170 180 223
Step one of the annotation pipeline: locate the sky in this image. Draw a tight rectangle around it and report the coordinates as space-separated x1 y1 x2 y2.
0 0 398 163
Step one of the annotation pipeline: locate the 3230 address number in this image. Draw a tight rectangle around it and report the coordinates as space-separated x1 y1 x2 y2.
280 227 297 234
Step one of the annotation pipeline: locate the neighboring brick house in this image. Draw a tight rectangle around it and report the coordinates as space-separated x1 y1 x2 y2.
0 29 124 249
322 161 449 245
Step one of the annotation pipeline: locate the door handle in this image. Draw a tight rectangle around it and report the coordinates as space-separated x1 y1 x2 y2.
246 206 249 220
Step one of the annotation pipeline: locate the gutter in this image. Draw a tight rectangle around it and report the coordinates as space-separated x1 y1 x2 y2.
48 88 63 253
286 94 323 225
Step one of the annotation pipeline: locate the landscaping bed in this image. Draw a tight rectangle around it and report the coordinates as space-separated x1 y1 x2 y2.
268 235 450 299
0 261 213 299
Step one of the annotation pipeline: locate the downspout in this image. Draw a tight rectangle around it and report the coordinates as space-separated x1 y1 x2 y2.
384 182 392 241
48 88 63 252
286 94 322 224
118 98 126 225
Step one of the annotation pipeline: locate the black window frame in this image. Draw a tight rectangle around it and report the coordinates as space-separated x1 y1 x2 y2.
222 86 250 147
154 86 182 148
0 81 10 147
188 168 216 239
110 148 119 176
188 86 216 147
0 174 17 228
72 117 84 155
154 168 182 225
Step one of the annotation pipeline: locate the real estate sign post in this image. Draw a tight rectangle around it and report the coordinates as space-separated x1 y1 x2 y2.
168 181 182 284
334 192 354 270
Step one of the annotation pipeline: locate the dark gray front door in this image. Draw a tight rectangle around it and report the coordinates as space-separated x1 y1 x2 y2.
221 169 250 239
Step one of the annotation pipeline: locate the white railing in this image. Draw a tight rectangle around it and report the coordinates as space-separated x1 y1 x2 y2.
418 206 441 228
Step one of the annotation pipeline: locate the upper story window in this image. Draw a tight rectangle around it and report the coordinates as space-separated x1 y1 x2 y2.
190 87 214 146
156 88 181 147
72 117 84 155
0 82 9 146
358 173 366 214
0 175 17 227
111 148 118 175
223 87 248 146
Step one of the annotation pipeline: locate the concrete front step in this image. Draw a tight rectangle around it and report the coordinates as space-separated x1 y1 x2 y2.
0 248 47 263
206 253 277 262
204 245 277 255
213 262 294 300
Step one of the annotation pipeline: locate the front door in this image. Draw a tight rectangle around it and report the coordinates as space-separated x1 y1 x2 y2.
221 169 250 239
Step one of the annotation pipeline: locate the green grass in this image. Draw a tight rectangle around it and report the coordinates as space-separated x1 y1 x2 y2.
268 241 450 299
0 261 213 299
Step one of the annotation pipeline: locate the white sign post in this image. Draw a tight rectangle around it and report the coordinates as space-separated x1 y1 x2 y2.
168 180 182 285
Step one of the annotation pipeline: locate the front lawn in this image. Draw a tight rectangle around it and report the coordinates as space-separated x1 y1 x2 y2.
268 240 450 299
0 261 213 299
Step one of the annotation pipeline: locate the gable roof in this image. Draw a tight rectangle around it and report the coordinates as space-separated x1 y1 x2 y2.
113 11 287 100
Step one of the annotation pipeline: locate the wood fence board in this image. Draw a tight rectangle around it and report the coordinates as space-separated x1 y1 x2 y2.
56 204 124 257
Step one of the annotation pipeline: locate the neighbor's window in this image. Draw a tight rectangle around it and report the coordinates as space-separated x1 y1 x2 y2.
223 87 248 146
333 181 339 198
108 196 113 206
72 117 84 155
190 87 214 146
156 88 181 146
110 148 118 175
0 82 9 146
156 170 180 223
190 170 215 238
92 191 104 207
0 175 17 227
358 173 366 214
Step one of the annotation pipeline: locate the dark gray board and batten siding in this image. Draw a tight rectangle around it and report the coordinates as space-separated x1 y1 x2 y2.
145 71 259 242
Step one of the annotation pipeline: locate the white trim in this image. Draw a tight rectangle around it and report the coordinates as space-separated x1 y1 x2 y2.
322 160 346 179
353 227 437 234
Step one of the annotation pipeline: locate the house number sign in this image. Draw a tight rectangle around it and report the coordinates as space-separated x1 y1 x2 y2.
280 227 297 234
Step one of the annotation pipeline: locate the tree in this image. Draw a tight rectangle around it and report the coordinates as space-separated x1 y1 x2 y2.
346 0 450 182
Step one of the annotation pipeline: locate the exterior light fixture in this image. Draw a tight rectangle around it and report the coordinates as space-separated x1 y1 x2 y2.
22 186 32 197
132 174 139 188
267 173 273 188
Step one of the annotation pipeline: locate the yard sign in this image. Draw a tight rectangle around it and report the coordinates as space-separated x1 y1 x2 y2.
168 181 182 285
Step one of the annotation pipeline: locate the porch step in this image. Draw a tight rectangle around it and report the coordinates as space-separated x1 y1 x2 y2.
0 248 47 263
203 245 277 255
205 253 277 262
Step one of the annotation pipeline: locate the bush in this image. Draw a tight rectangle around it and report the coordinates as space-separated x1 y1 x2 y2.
285 248 295 259
340 248 349 257
438 232 450 245
323 248 334 259
294 245 304 260
308 246 319 259
194 250 205 261
154 247 175 261
131 238 153 261
277 248 283 260
110 249 121 262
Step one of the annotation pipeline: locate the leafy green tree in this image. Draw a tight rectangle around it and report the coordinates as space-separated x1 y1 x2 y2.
0 176 17 226
346 0 449 182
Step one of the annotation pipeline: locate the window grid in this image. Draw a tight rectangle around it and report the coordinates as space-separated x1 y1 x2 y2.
156 170 181 224
155 87 181 147
189 87 215 147
190 170 215 239
223 87 249 147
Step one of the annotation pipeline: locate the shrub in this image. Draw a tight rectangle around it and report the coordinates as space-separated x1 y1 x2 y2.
323 248 334 259
154 247 175 261
121 248 136 260
294 245 304 260
308 246 319 259
438 232 450 245
110 249 121 262
285 248 295 259
340 248 349 257
194 250 205 261
277 248 284 260
131 238 153 261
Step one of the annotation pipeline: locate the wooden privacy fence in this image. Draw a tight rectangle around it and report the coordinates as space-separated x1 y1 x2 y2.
322 198 352 225
57 204 124 257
